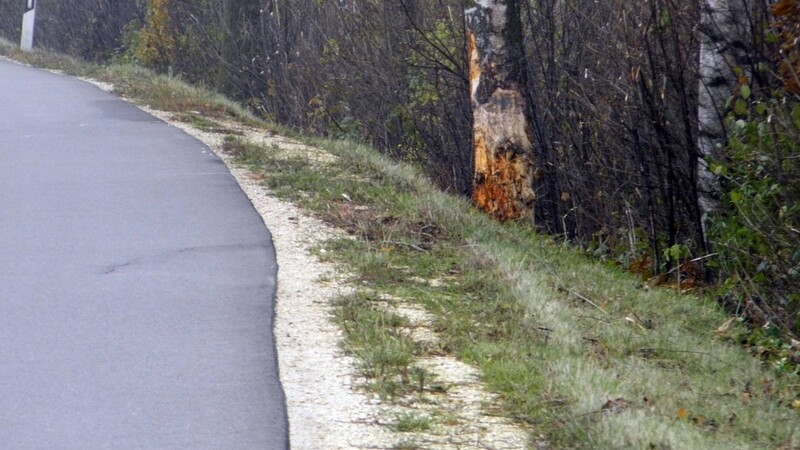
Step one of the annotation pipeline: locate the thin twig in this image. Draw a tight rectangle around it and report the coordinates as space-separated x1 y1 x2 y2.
384 241 427 252
663 253 718 276
567 288 611 316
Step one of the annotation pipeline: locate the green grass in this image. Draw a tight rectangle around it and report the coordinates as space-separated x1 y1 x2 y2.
4 38 798 449
171 112 243 134
230 137 800 449
391 413 434 433
332 292 426 399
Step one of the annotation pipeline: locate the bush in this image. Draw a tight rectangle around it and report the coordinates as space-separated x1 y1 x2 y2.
710 95 800 335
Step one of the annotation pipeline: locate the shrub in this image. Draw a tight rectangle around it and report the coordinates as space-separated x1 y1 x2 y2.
710 95 800 336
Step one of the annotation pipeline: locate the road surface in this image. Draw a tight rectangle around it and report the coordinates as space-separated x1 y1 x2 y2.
0 60 288 448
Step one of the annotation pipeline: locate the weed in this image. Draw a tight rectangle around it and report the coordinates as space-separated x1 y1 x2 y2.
333 294 422 399
390 413 434 433
172 113 241 134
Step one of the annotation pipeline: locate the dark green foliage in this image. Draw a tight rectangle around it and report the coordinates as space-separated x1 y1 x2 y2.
710 96 800 336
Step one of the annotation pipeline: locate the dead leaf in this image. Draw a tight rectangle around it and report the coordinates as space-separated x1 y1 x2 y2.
601 397 630 413
716 318 736 336
676 408 689 420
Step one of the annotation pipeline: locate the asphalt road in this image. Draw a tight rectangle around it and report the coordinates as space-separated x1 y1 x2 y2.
0 60 288 448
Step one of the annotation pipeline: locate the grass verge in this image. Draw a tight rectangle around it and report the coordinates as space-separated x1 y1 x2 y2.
4 39 798 449
227 136 800 449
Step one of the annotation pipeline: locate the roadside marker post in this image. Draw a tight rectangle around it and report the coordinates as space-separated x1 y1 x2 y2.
20 0 36 52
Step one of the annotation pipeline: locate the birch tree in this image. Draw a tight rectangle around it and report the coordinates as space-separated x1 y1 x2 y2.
696 0 751 236
465 0 536 221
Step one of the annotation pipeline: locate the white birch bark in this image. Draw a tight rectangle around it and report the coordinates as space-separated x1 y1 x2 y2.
696 0 750 234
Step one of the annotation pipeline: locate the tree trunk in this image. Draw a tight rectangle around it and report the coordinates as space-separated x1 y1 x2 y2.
466 0 536 222
696 0 750 237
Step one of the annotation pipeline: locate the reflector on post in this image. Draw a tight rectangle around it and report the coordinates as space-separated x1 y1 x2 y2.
20 0 36 52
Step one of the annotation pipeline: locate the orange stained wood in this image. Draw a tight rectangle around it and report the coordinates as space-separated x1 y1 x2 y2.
473 127 534 222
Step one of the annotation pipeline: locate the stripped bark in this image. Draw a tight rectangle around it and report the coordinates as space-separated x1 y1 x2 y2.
466 0 536 222
696 0 751 235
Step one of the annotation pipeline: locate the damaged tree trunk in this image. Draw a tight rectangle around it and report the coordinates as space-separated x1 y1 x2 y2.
466 0 536 222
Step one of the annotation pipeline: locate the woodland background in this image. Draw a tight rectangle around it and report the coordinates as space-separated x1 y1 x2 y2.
1 0 797 336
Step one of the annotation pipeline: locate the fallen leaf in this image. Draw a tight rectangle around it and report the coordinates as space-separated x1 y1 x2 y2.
601 397 630 413
676 408 689 419
716 318 736 336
